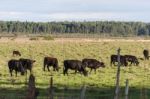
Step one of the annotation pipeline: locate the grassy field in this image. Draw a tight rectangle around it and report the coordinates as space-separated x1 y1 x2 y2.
0 38 150 99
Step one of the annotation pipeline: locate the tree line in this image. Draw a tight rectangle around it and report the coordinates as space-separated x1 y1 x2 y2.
0 21 150 36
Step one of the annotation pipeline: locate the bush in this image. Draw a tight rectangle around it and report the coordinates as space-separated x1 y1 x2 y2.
29 37 39 40
43 36 54 40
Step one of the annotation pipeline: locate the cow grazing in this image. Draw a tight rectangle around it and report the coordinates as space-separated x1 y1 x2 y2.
82 58 105 73
13 50 21 56
19 58 36 73
124 55 139 66
43 57 59 72
143 49 149 60
63 60 87 76
8 59 25 77
110 55 128 66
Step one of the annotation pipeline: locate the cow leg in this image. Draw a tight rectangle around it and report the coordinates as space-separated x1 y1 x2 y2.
10 69 13 76
43 64 46 71
63 68 68 76
75 69 77 74
94 69 96 74
47 65 50 71
26 70 28 75
29 69 32 74
53 67 56 71
15 71 17 77
90 68 92 73
110 61 114 66
113 62 116 66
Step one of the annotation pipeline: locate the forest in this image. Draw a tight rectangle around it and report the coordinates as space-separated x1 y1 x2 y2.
0 21 150 36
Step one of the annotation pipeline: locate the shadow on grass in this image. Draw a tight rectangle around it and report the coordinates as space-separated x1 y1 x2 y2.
0 85 150 99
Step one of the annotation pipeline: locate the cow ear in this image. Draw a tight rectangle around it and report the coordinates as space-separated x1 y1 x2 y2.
32 60 36 63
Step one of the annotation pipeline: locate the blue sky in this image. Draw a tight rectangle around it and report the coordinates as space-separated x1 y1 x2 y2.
0 0 150 22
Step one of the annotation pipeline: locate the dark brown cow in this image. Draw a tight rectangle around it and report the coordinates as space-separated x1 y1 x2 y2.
13 50 21 56
82 58 105 73
43 57 59 71
8 59 25 77
124 55 139 66
19 58 36 73
143 49 149 60
63 60 87 76
110 55 128 66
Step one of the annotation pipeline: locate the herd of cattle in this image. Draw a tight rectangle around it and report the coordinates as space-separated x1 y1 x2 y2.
8 49 149 77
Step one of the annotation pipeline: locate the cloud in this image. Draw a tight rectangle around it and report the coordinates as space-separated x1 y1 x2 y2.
0 0 150 13
0 0 150 22
0 11 149 22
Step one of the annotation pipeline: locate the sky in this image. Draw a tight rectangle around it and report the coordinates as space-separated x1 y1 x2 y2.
0 0 150 22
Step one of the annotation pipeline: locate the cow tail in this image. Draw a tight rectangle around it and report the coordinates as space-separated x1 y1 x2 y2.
63 61 66 75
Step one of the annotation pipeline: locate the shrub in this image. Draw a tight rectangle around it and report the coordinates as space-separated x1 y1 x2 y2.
43 36 54 40
29 37 39 40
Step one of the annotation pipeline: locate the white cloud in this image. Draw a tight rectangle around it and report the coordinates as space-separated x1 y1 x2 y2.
0 11 149 22
0 0 150 22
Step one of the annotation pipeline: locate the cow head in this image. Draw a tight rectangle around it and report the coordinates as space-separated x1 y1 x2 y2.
135 60 139 66
31 60 36 63
80 66 88 76
82 70 88 77
100 62 105 68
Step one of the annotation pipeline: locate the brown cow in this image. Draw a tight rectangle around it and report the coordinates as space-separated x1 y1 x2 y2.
110 55 128 66
8 59 25 77
13 50 21 56
63 60 88 76
124 55 139 66
82 58 105 73
143 49 149 60
19 58 36 73
43 57 59 72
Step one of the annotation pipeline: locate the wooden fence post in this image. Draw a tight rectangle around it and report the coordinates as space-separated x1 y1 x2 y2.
125 79 129 99
49 77 54 99
25 71 28 85
80 85 86 99
114 48 121 99
25 74 39 99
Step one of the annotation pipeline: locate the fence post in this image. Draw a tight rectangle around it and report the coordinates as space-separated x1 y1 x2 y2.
80 85 86 99
25 71 28 85
114 48 121 99
25 74 39 99
125 79 129 99
49 77 54 99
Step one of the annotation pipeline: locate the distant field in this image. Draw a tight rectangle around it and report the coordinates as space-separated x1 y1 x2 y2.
0 38 150 99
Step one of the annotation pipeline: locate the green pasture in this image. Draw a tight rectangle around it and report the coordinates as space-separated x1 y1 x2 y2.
0 40 150 98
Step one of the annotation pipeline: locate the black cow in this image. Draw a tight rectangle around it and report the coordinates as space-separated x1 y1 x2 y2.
43 57 59 71
63 60 87 76
19 58 36 73
124 55 139 66
143 49 149 60
82 58 105 73
8 59 25 77
110 55 128 66
13 50 21 56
